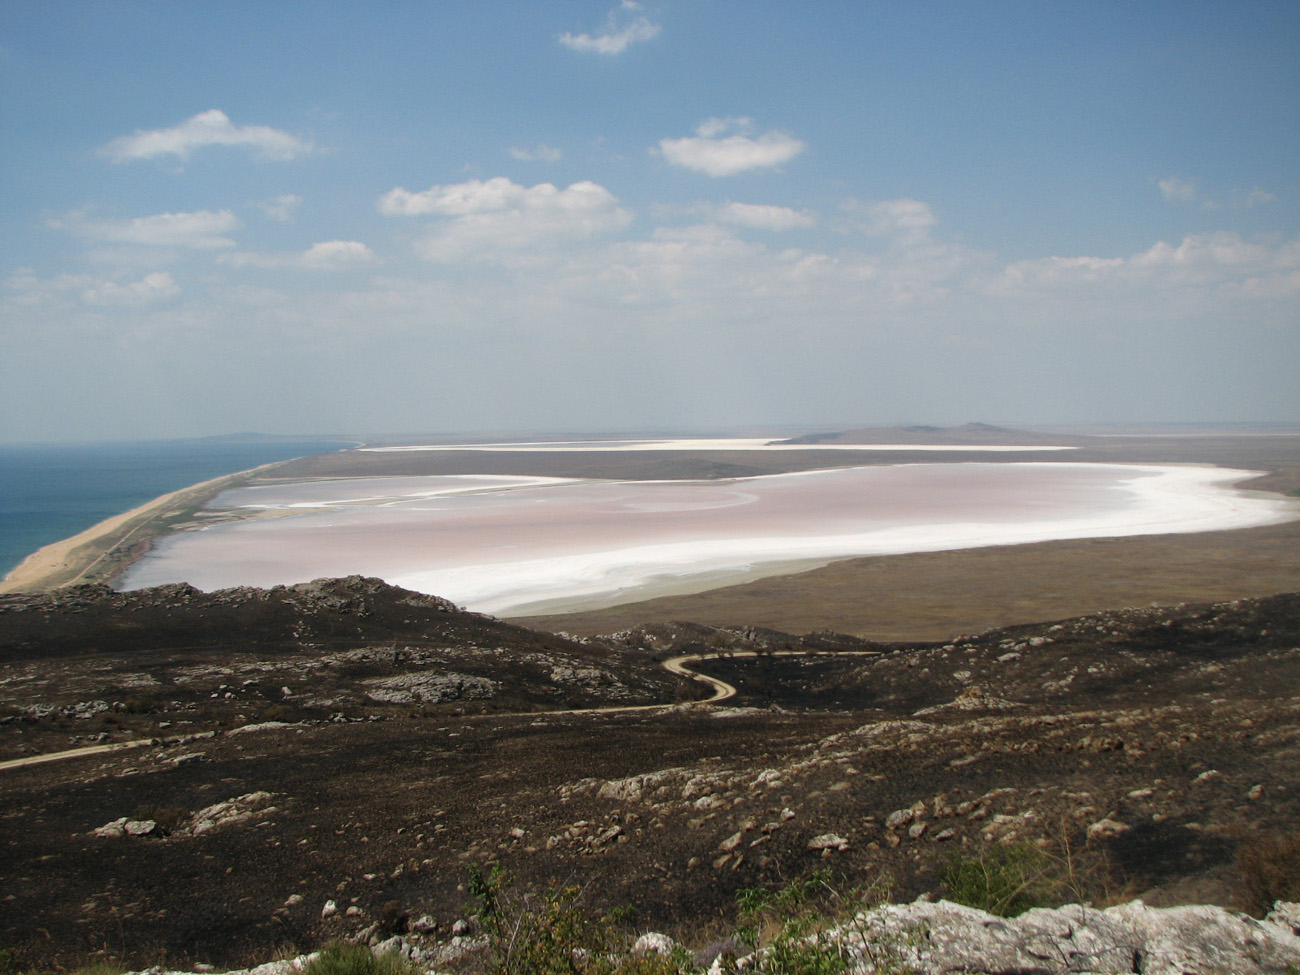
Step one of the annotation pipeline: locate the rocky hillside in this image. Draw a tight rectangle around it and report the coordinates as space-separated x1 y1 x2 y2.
1 581 1297 970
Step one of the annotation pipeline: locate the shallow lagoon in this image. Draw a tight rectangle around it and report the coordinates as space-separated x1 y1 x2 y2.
119 458 1297 616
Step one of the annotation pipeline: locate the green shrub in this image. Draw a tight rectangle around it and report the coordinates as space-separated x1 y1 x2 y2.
470 866 624 975
0 948 130 975
728 872 908 975
464 868 912 975
301 942 415 975
939 843 1052 917
69 964 128 975
731 875 846 975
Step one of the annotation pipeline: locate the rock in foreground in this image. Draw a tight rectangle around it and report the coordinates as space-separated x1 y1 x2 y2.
838 897 1300 974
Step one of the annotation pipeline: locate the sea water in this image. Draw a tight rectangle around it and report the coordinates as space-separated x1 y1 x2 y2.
0 438 354 578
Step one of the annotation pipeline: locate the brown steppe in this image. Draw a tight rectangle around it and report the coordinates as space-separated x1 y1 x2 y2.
516 519 1300 641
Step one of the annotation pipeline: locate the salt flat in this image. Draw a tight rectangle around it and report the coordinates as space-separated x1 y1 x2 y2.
360 438 1077 453
118 455 1297 616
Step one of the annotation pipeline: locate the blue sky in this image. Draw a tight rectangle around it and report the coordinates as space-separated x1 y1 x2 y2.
2 1 1297 442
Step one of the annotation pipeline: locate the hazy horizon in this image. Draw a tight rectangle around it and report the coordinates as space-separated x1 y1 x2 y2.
3 2 1297 443
7 418 1300 450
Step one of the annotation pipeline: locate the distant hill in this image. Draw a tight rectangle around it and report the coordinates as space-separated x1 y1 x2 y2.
775 422 1094 447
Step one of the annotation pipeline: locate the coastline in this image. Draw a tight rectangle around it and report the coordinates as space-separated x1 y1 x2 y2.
0 462 289 594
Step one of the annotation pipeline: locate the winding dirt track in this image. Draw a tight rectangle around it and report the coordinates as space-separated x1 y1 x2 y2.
0 649 880 772
0 738 152 772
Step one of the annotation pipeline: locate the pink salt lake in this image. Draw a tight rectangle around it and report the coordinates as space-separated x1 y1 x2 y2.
119 447 1297 616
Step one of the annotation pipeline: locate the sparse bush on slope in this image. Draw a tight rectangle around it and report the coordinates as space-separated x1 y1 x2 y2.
301 942 418 975
1236 830 1300 917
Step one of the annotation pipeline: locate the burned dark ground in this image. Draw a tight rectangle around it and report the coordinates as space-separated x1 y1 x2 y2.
2 577 1298 969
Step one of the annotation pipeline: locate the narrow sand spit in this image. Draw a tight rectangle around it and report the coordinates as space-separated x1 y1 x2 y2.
118 462 1299 615
0 466 279 593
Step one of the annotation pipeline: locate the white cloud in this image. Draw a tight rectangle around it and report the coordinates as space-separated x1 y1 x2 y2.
82 272 180 305
218 241 378 271
1158 176 1200 204
714 201 816 231
851 198 938 244
694 117 742 138
52 209 241 249
995 255 1126 291
1159 176 1278 211
379 177 533 216
1131 231 1273 269
509 144 563 163
299 241 378 269
993 231 1300 296
559 3 660 54
658 118 805 177
12 194 1298 439
378 178 632 263
2 269 92 309
257 194 303 222
1237 187 1278 208
3 269 178 308
98 109 313 163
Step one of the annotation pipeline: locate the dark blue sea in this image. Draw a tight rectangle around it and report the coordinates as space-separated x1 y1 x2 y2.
0 438 356 579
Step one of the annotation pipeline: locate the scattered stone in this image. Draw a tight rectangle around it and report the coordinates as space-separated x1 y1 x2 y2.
1086 817 1130 840
372 936 411 961
807 833 849 852
632 932 677 956
92 817 129 839
190 792 277 836
365 672 495 705
410 915 437 934
885 808 914 830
